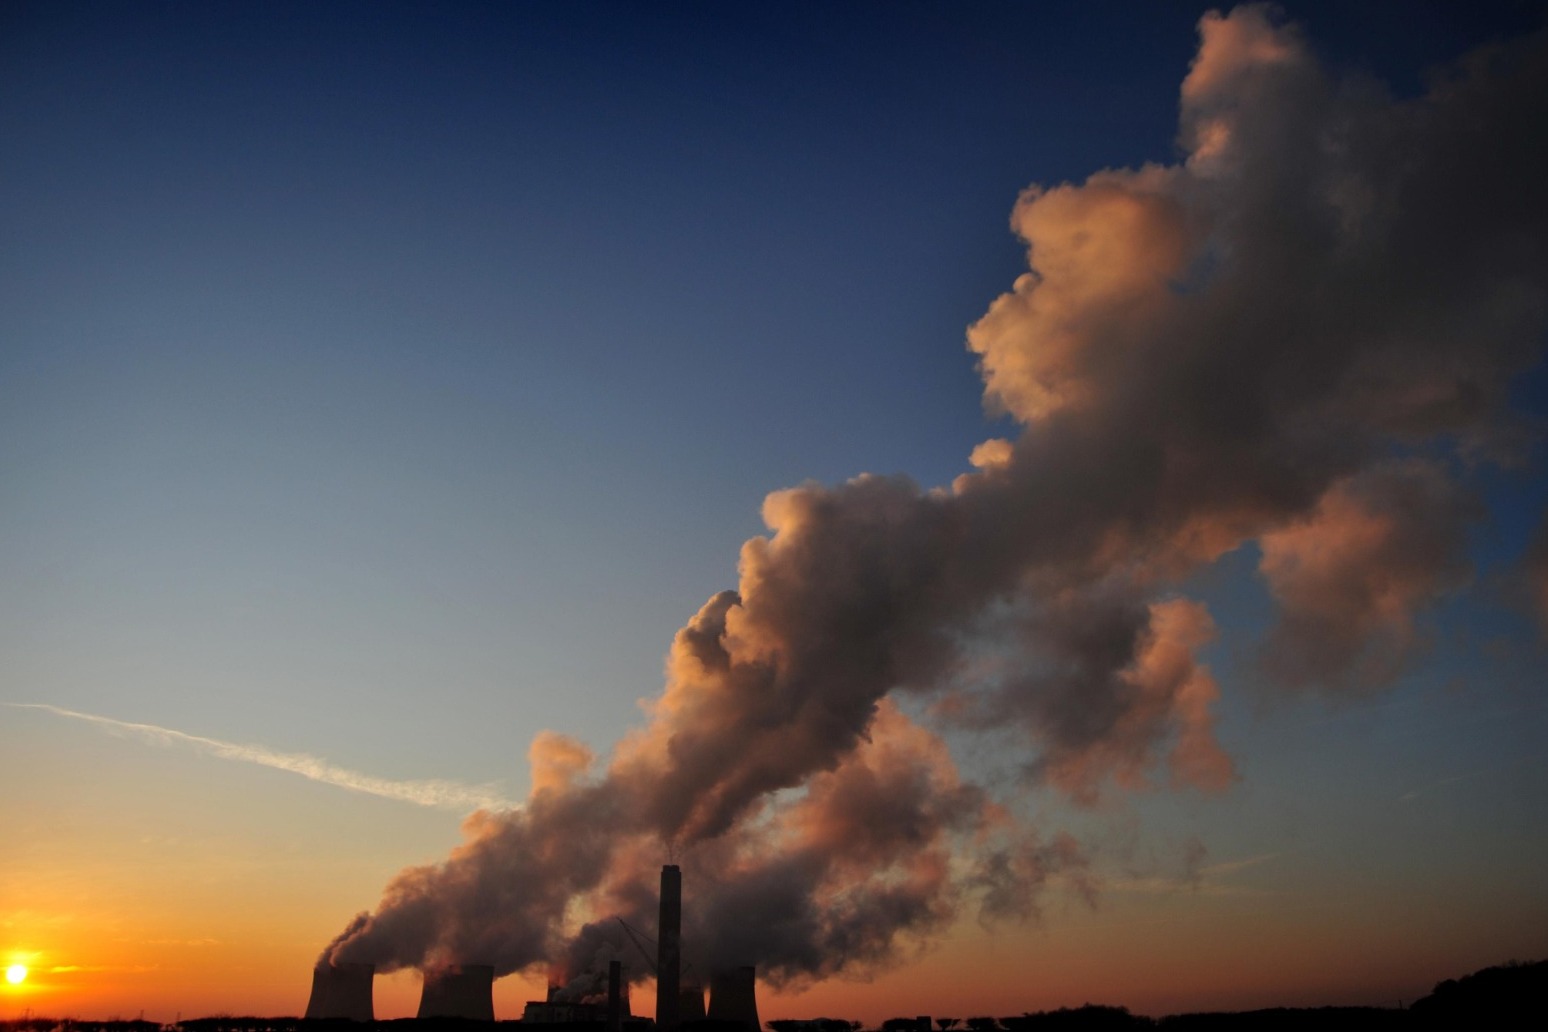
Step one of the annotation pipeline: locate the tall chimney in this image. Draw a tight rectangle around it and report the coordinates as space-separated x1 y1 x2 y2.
304 961 375 1022
418 964 496 1021
656 864 681 1030
608 960 623 1032
707 967 759 1032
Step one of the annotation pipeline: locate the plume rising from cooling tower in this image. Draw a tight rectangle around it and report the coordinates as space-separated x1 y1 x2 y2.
304 961 374 1022
318 3 1548 1004
418 964 495 1021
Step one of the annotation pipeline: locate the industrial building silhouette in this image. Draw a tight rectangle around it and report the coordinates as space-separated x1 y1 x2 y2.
303 962 374 1022
304 866 760 1028
14 956 1539 1032
420 966 496 1022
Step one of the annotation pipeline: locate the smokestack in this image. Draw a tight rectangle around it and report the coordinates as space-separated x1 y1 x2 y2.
656 864 681 1030
304 961 374 1022
418 964 495 1021
608 960 623 1032
706 967 759 1032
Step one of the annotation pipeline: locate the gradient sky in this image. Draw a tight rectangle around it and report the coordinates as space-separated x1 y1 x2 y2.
4 0 1548 1023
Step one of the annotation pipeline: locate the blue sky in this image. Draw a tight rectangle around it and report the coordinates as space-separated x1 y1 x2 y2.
3 1 1547 1021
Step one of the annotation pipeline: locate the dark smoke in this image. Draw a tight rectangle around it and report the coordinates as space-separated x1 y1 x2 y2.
323 3 1548 995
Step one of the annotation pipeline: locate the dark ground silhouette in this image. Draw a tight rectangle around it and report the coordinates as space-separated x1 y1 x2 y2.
3 959 1542 1032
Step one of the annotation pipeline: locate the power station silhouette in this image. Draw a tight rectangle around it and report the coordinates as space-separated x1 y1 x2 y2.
304 865 760 1028
304 961 374 1022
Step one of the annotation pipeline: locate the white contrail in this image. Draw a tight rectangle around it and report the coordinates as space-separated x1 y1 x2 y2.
6 702 516 813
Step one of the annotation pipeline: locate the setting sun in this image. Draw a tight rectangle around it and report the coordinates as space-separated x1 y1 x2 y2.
4 964 25 985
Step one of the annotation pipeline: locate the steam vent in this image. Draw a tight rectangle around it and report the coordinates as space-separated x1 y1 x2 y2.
418 964 496 1021
304 961 375 1022
707 967 760 1032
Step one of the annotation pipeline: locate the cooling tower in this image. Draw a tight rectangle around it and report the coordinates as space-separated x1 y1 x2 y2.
656 865 681 1030
706 967 759 1032
678 984 706 1023
304 961 375 1021
418 964 496 1021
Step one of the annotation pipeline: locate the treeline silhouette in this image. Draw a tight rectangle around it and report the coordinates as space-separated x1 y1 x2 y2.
3 959 1541 1032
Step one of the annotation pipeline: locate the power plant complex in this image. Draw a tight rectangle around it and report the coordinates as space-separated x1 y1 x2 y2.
419 965 497 1022
305 866 759 1029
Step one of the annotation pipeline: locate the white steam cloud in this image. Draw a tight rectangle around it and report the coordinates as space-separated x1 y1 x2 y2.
318 2 1546 997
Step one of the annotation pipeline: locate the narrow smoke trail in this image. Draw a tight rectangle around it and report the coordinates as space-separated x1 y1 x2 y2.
322 3 1548 994
6 703 515 812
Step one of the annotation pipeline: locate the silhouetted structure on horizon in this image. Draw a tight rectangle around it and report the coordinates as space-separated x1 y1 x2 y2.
656 866 682 1031
418 966 495 1022
705 968 759 1032
678 986 706 1024
147 954 1538 1032
305 963 375 1022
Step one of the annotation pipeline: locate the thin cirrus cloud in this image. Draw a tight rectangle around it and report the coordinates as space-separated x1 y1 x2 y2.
6 702 515 813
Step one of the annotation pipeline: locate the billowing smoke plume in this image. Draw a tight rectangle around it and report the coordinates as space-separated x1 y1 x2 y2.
323 3 1548 993
1256 461 1477 693
550 700 1084 989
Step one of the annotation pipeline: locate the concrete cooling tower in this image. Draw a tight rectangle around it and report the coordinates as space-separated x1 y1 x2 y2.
418 964 496 1021
706 967 759 1032
678 984 706 1023
304 961 375 1021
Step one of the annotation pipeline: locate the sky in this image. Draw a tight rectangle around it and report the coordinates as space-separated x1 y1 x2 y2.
4 0 1548 1023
